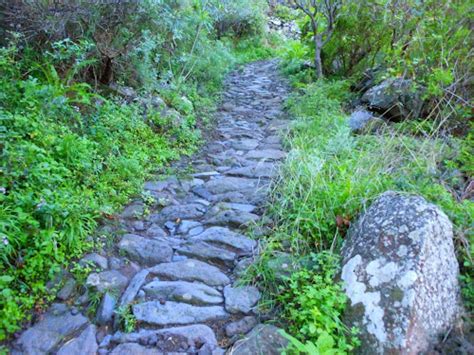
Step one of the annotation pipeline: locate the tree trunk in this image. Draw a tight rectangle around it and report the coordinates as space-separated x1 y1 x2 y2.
314 35 323 78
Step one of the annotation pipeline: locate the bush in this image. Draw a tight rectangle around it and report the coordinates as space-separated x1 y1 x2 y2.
258 77 473 351
0 39 202 339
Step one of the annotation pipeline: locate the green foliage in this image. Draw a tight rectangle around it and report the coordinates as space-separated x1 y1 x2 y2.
273 5 300 22
0 40 197 339
278 253 359 353
260 77 473 351
115 305 137 333
0 0 276 339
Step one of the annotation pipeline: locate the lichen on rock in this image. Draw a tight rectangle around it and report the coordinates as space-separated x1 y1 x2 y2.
341 191 461 353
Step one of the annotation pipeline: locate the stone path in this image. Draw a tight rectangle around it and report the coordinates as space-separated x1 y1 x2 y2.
11 60 290 354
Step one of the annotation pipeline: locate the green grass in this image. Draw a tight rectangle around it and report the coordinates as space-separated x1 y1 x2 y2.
252 77 473 353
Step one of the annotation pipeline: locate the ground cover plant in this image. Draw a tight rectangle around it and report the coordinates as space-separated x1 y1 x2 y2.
250 1 472 351
0 0 273 340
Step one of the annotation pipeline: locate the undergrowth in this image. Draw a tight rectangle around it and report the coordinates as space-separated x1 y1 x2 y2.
251 76 473 353
0 26 277 340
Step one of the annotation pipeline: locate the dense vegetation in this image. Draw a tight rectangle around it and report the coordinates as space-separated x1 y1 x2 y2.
0 0 272 340
0 0 472 352
253 0 473 352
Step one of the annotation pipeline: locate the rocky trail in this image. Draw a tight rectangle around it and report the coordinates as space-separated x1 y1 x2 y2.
12 60 291 354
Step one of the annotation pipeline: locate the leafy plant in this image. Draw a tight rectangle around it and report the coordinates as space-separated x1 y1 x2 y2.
277 253 359 353
115 305 137 333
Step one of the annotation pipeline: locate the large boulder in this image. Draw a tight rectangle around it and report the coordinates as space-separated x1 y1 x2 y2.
347 108 384 134
361 78 424 121
341 191 461 353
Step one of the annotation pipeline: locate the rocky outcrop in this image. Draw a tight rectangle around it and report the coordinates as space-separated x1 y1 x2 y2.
341 191 461 353
361 78 425 121
268 16 300 39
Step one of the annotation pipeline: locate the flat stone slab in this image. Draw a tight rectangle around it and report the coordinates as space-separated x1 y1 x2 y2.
144 280 223 305
204 209 260 227
203 177 258 194
224 285 261 314
225 316 258 337
119 269 149 307
246 149 286 160
96 292 116 325
86 270 129 293
176 241 236 266
118 234 173 266
133 301 228 325
226 163 276 178
57 324 97 355
191 227 257 256
13 304 89 354
110 343 160 355
229 324 288 355
148 259 230 286
150 203 206 223
231 138 260 150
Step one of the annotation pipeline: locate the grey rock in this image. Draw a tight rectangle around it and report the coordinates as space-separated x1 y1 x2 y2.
224 285 261 314
144 180 169 192
229 324 288 355
86 270 129 293
204 209 259 227
149 259 230 286
143 280 223 305
348 109 384 133
132 220 146 231
222 202 257 213
57 324 98 355
361 78 425 120
120 203 144 219
96 292 117 325
110 325 218 353
226 163 276 178
188 225 205 236
151 203 206 223
79 252 109 270
118 234 173 266
13 304 89 354
177 220 202 235
202 177 258 194
341 191 461 353
99 334 112 348
225 316 258 337
231 139 259 150
191 171 220 178
180 178 204 192
191 227 257 256
133 301 228 325
176 242 236 266
110 343 160 355
145 224 167 238
164 221 176 234
222 102 235 111
119 269 149 307
57 278 77 301
246 149 285 161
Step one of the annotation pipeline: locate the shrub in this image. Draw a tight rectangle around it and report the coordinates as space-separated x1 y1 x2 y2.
259 77 473 351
